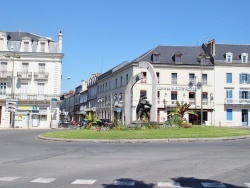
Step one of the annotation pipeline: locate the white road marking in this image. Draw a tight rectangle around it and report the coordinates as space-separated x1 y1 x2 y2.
71 179 96 184
0 177 20 181
158 181 181 187
114 180 135 186
201 182 226 187
30 178 56 183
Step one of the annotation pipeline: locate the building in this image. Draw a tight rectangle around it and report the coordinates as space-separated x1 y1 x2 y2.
0 31 64 128
97 47 214 126
203 40 250 126
61 39 250 127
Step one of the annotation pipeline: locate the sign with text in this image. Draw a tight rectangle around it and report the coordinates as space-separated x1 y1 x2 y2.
6 99 18 112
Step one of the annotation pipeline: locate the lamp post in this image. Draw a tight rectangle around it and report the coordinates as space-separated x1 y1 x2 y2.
196 53 210 126
5 47 20 128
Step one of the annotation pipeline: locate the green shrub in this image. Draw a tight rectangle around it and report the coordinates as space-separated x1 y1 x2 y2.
165 115 182 128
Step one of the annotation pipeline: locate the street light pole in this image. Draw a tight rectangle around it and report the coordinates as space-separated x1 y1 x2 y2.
196 52 210 126
5 48 20 128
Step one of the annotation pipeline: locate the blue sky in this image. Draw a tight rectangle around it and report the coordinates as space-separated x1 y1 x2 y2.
1 0 250 93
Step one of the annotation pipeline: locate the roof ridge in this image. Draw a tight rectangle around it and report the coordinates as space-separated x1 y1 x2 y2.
134 46 158 62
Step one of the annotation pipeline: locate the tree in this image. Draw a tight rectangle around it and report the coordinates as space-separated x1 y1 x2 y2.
168 101 197 121
84 113 100 127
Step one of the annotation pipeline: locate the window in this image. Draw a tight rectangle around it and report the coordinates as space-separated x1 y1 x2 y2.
153 54 160 63
120 76 123 87
239 73 250 84
189 92 195 105
157 91 160 104
202 92 208 105
24 42 29 52
226 52 233 63
105 83 107 91
171 73 177 84
175 55 181 63
171 91 177 104
40 42 45 52
173 52 182 63
141 72 147 83
156 72 159 83
126 74 129 83
226 73 232 83
202 74 207 85
22 63 29 73
140 90 147 98
239 91 250 103
0 83 6 94
226 89 233 103
115 78 117 88
0 62 7 71
39 63 45 73
21 83 28 94
226 109 232 121
201 57 207 64
241 53 248 63
38 83 44 95
189 73 195 82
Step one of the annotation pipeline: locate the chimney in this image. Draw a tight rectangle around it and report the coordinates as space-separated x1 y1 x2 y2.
58 31 63 53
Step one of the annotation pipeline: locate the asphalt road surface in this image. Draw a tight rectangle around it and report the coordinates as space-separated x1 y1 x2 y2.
0 129 250 188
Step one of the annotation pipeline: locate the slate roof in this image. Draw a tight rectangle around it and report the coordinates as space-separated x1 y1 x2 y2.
214 44 250 60
4 31 54 42
132 45 213 66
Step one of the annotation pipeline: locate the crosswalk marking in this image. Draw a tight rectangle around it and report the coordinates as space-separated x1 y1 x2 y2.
158 181 181 187
201 182 226 187
30 178 56 183
0 176 249 187
0 177 20 181
245 183 250 187
114 180 135 186
71 179 96 184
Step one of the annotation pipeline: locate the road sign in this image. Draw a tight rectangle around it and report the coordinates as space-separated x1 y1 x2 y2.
6 99 18 112
116 108 122 113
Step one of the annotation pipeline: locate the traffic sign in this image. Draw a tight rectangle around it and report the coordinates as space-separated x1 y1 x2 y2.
6 99 18 112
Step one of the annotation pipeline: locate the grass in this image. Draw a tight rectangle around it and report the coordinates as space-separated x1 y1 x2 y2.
41 126 250 140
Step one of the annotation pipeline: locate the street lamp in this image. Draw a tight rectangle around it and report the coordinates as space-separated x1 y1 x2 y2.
5 46 20 128
196 52 210 125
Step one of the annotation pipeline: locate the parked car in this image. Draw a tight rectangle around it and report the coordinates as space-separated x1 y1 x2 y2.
70 120 79 125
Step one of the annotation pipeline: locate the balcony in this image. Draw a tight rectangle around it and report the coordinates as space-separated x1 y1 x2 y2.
17 72 32 81
1 93 60 101
171 79 177 84
0 71 12 78
34 72 49 82
225 98 250 104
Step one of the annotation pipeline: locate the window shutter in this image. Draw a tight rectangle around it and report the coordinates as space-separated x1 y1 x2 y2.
239 74 242 84
248 74 250 84
248 91 250 99
239 91 242 99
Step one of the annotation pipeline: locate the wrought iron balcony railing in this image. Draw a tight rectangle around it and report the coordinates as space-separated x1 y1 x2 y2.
0 71 12 78
1 93 60 101
17 72 32 81
34 72 49 81
225 98 250 104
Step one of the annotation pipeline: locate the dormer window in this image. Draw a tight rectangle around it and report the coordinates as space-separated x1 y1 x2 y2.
152 51 160 63
24 42 29 52
40 42 45 52
241 53 248 63
173 52 182 63
226 52 233 63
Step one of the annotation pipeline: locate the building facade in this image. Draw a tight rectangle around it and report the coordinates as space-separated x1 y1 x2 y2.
62 39 250 127
0 31 63 128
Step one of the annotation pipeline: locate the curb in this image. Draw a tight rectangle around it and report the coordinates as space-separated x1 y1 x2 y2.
37 135 250 143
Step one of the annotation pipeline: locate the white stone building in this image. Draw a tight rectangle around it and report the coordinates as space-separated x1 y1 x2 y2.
97 46 215 126
0 31 63 128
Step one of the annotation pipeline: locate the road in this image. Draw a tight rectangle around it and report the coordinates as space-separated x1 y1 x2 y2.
0 129 250 188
